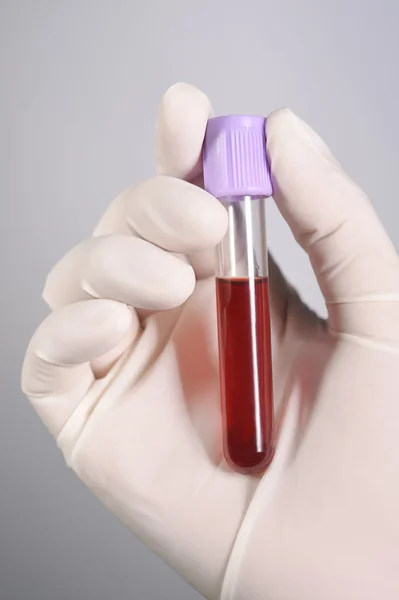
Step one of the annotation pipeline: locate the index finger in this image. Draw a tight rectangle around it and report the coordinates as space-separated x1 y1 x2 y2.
155 83 212 180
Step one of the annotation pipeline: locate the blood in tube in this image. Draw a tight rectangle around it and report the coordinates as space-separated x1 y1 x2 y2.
216 276 274 474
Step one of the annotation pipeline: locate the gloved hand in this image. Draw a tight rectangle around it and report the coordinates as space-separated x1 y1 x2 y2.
22 83 399 600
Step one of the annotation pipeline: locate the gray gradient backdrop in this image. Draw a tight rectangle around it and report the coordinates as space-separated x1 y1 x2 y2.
1 1 398 599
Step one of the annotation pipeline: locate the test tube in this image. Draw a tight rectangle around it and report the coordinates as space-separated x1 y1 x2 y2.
203 115 275 474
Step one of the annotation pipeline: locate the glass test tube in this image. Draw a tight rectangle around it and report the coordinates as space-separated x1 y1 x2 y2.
203 115 275 474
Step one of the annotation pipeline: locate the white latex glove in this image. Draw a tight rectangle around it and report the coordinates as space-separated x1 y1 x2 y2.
22 83 399 600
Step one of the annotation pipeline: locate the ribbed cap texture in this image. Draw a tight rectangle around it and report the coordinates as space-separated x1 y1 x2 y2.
203 115 273 199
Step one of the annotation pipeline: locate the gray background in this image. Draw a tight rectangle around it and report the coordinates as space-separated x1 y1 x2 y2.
1 1 398 599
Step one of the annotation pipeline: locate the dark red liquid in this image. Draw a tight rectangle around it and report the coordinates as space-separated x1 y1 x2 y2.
216 277 274 474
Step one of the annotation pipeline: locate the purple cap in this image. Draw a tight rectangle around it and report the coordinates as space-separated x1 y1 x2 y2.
203 115 273 199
